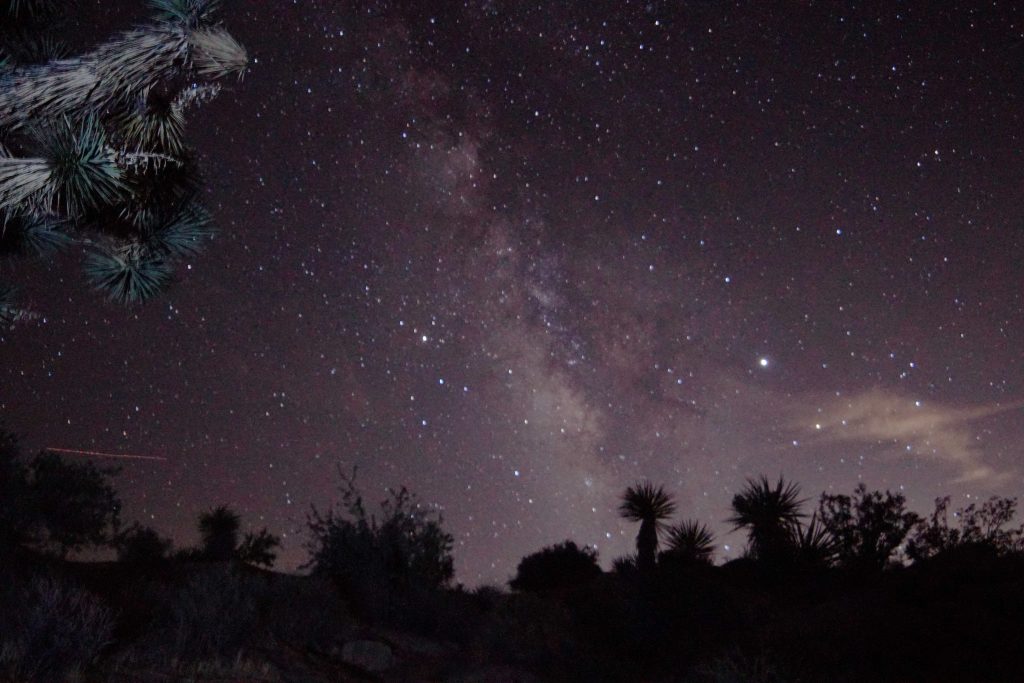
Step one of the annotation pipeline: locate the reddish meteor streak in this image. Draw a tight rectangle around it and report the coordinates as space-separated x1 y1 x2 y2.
46 447 167 462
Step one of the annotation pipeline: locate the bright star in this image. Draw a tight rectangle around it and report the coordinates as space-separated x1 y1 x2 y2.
758 357 770 368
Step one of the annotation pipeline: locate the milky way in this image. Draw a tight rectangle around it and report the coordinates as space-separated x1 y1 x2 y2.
3 1 1024 583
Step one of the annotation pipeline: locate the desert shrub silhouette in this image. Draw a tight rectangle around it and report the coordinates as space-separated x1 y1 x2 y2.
0 574 113 682
472 591 574 669
114 523 173 565
509 540 602 593
305 466 454 626
261 573 356 647
908 495 1023 561
238 527 280 567
818 483 919 571
123 564 262 665
695 649 791 683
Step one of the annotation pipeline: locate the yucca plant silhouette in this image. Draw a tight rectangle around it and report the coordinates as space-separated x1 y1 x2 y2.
728 475 805 563
791 512 838 568
619 481 676 573
611 553 639 576
198 504 240 561
663 519 716 565
238 527 281 568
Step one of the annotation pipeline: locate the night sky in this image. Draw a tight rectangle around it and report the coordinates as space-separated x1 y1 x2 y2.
3 1 1024 584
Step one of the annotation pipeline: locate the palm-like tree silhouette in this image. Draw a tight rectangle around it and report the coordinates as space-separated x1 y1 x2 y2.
619 481 676 572
728 475 805 562
198 505 240 561
663 519 716 564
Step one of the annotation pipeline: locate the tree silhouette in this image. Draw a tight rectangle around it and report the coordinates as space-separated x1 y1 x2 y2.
510 540 602 593
662 519 716 565
619 481 676 573
238 528 280 568
0 0 248 321
197 505 240 561
0 433 121 556
818 483 919 571
27 450 121 556
728 475 804 563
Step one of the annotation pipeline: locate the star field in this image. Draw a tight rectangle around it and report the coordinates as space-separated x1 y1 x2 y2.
3 0 1024 583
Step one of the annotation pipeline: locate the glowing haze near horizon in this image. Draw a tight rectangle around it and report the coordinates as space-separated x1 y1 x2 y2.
3 1 1024 583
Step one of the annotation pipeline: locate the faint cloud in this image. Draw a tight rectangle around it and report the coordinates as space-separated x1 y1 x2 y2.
795 389 1022 485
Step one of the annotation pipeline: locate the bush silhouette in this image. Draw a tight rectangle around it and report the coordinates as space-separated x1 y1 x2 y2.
305 466 454 623
510 540 602 593
125 565 261 665
238 528 281 568
907 495 1023 561
0 575 113 682
611 553 639 577
818 483 919 570
114 523 172 564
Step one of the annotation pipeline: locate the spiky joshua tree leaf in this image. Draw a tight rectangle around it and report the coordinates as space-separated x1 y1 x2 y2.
148 0 221 28
1 1 247 321
84 242 172 304
118 88 188 155
0 281 18 325
189 27 248 80
4 211 72 255
38 116 124 214
146 200 213 258
0 154 51 209
4 0 61 19
3 32 70 64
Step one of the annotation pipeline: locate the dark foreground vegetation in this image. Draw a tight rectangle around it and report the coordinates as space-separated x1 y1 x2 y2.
3 427 1024 682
